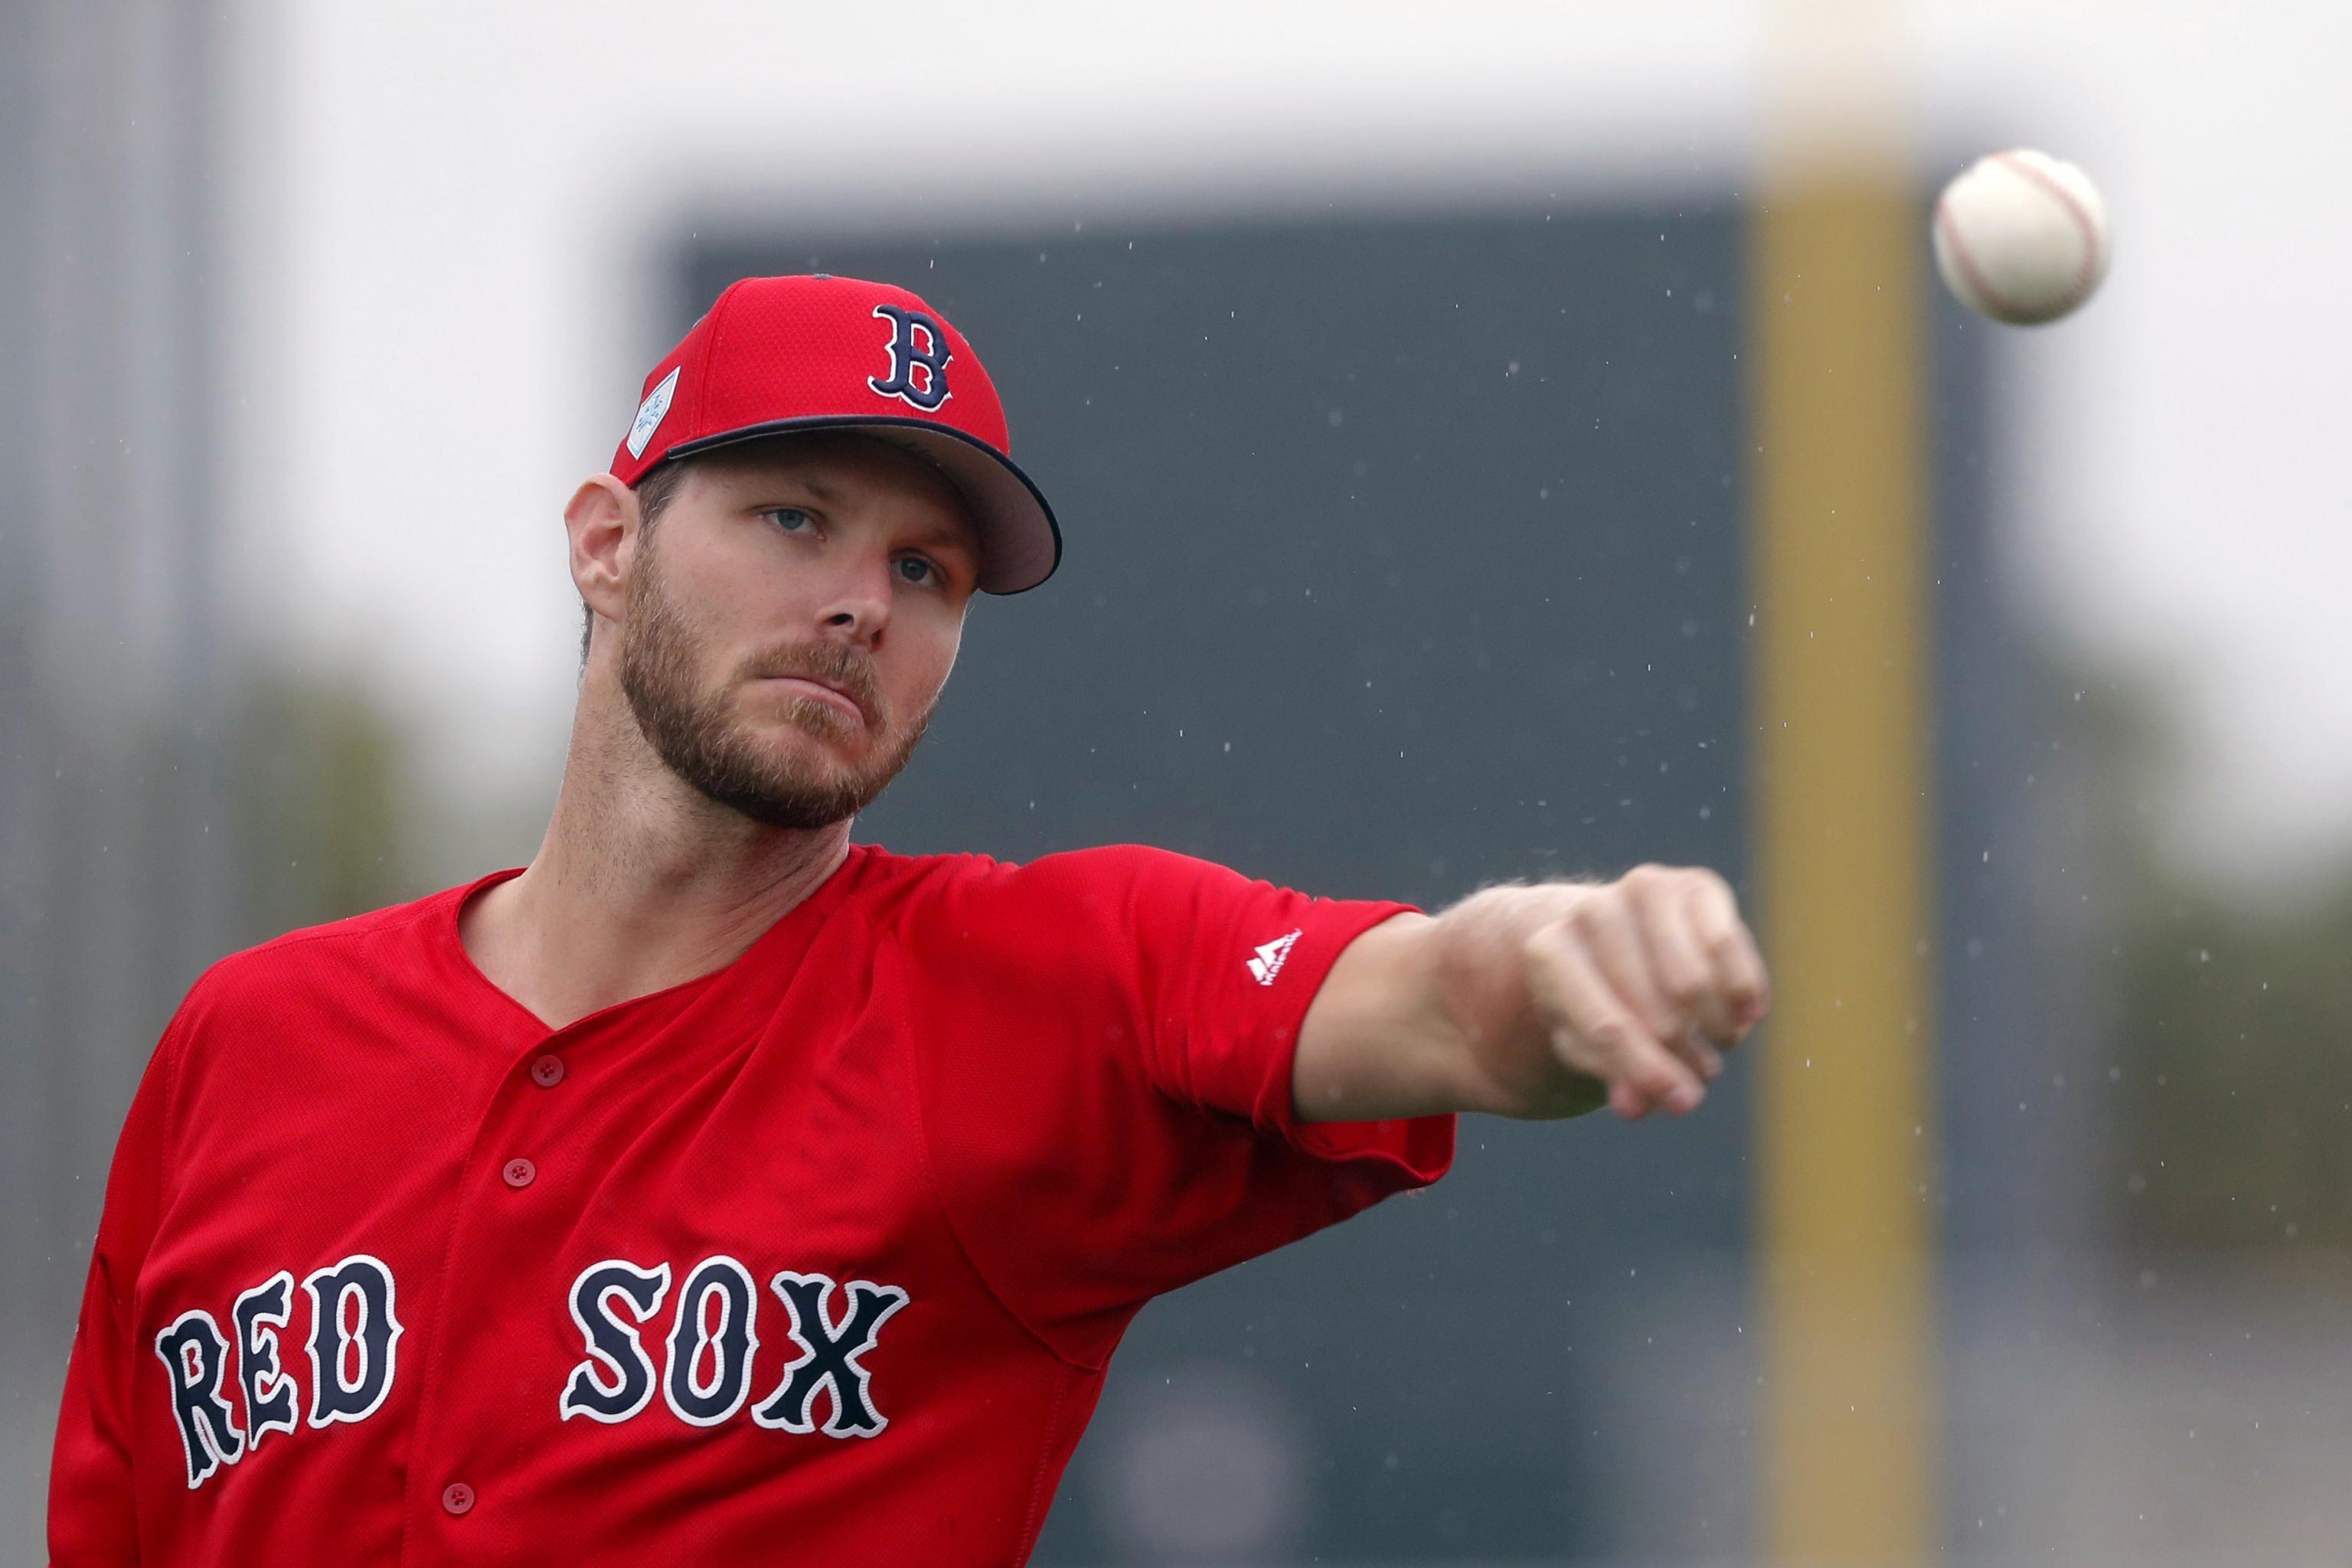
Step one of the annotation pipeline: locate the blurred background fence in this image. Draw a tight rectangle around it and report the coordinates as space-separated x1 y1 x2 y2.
8 3 2352 1563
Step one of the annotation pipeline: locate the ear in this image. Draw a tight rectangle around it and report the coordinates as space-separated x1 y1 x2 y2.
566 473 642 634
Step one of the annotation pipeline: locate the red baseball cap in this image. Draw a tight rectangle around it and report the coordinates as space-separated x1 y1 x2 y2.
610 274 1061 594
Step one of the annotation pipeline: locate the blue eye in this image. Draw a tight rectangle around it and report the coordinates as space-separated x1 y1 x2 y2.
895 556 936 585
763 507 815 533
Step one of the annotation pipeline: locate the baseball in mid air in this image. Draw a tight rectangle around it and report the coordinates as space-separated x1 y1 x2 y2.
1932 149 2112 325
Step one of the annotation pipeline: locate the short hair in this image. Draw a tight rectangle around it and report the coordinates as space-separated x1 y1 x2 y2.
579 459 694 669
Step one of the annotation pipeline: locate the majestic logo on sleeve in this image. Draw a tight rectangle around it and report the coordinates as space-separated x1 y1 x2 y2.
1247 929 1302 986
867 304 952 411
562 1254 910 1440
153 1254 403 1491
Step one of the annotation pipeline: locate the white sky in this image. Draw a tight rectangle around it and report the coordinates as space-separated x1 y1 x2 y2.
217 0 2352 897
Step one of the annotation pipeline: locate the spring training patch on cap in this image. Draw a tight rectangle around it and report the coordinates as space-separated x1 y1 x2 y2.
626 367 681 460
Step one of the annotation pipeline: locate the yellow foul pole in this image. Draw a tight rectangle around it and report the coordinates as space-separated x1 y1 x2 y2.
1751 2 1939 1562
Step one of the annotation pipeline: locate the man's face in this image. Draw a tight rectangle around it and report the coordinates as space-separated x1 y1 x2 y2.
615 433 982 829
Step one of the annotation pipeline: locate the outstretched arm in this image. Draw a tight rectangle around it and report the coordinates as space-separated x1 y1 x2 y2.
1293 865 1771 1123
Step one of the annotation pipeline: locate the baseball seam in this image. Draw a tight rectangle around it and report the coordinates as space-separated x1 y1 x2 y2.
1935 191 2026 320
1992 149 2102 303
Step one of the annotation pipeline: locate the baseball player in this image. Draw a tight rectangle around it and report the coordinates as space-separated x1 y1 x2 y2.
49 274 1769 1565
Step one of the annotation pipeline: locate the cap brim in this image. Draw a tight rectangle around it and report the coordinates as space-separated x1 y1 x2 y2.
658 416 1061 594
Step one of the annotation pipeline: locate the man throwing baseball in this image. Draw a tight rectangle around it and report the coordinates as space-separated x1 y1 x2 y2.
50 275 1769 1566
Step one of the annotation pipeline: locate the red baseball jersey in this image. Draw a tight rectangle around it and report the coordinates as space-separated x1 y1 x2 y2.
49 843 1454 1565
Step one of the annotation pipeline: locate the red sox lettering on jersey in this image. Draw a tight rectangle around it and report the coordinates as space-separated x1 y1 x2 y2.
151 1257 402 1490
555 1257 906 1436
51 845 1452 1565
152 1247 909 1494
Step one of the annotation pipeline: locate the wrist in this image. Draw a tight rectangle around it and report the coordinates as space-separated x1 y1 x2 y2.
1430 881 1602 1115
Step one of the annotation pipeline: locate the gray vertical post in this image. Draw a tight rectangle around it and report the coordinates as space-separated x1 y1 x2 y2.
0 1 240 1553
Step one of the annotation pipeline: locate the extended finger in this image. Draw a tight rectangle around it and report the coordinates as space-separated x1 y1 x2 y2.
1527 925 1704 1119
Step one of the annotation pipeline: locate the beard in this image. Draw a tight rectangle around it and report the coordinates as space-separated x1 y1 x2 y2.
616 536 934 830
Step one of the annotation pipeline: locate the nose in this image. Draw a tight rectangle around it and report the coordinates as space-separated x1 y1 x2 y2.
815 547 893 648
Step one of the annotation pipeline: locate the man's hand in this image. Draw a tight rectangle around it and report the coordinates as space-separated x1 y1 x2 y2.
1472 867 1769 1120
1295 865 1771 1125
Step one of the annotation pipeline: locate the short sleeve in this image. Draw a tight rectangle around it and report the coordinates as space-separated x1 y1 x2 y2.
907 846 1455 1367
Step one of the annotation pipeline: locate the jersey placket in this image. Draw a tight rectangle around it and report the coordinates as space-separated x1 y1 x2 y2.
394 1008 624 1563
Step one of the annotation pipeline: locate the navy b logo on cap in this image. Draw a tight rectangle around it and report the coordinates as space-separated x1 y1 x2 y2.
867 304 952 411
